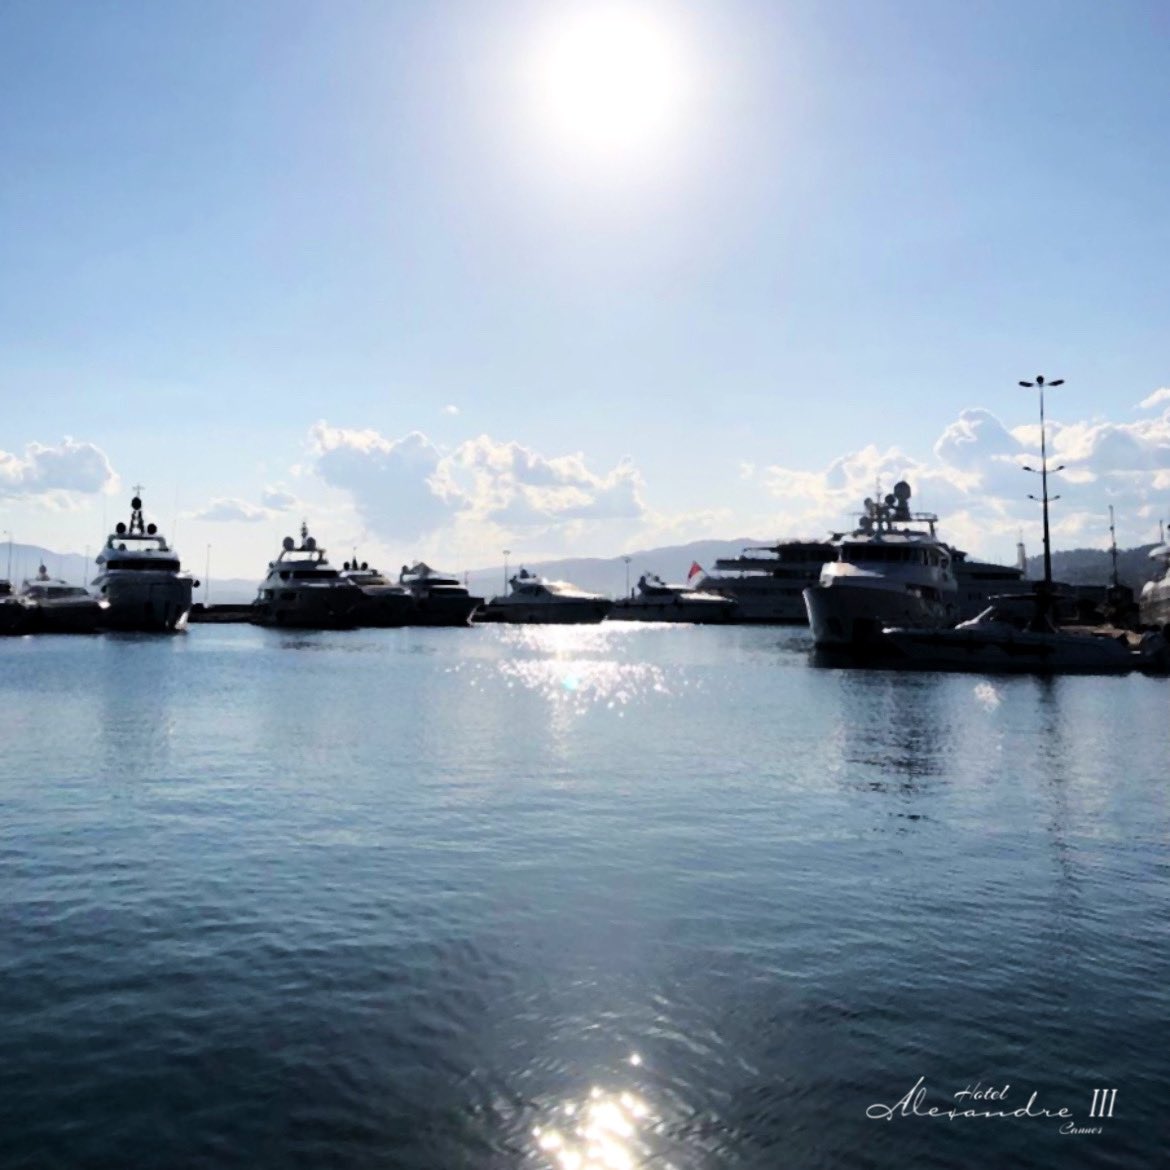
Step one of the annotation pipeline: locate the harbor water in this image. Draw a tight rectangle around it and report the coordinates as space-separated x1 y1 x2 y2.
1 624 1167 1169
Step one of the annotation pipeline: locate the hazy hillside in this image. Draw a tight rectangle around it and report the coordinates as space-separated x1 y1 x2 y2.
1026 545 1166 590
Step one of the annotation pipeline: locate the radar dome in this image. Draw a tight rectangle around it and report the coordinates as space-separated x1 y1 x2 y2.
305 536 317 551
893 480 912 500
146 523 157 535
884 493 897 507
115 522 127 535
130 496 142 510
282 536 295 551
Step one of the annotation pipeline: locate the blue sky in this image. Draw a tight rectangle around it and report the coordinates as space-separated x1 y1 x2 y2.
3 0 1169 579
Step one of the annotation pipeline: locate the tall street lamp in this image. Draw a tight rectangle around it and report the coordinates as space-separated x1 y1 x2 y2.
503 549 510 592
1019 375 1064 591
623 555 631 597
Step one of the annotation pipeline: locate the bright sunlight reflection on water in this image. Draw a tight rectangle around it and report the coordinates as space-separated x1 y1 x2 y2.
450 626 681 715
532 1075 659 1170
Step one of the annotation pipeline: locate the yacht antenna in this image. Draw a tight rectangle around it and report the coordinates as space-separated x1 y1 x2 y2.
129 485 146 535
1108 506 1119 588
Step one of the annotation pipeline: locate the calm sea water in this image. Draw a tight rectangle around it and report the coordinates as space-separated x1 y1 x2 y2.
1 624 1167 1169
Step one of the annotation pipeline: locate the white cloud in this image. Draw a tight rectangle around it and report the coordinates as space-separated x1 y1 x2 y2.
1138 387 1170 410
0 438 117 499
192 498 270 523
308 423 648 546
441 404 460 416
759 406 1170 553
260 486 297 511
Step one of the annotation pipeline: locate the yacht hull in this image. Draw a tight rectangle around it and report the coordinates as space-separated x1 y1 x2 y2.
804 583 955 646
353 589 415 628
1 600 31 636
698 580 812 623
609 597 736 623
881 626 1166 674
252 585 360 630
477 599 612 624
27 598 106 634
406 594 481 627
97 576 193 632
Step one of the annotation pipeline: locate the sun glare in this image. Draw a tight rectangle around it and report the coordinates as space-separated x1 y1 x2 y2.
527 4 690 162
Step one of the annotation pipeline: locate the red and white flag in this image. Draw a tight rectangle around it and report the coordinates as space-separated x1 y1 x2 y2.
687 561 704 582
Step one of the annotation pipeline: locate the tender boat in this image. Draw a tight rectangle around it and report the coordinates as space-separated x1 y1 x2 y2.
881 591 1170 674
610 572 737 623
398 563 481 626
20 565 107 633
1139 542 1170 633
252 524 362 628
697 541 835 622
340 558 415 627
804 482 959 646
477 568 612 624
91 494 196 631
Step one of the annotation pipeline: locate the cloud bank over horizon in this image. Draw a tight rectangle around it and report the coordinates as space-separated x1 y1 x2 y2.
301 398 1170 564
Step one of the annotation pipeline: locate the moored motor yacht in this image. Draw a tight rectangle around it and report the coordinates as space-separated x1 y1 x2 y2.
91 494 196 631
804 482 960 646
398 562 481 626
477 568 612 624
253 524 361 628
697 541 835 622
1139 540 1170 633
881 591 1170 674
20 565 107 633
610 572 736 623
0 579 30 636
340 557 415 627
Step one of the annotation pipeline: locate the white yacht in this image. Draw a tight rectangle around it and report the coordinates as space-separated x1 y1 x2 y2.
804 482 959 646
478 568 612 624
340 558 415 627
697 541 835 622
21 565 107 633
91 494 196 631
398 563 481 626
610 572 736 623
253 524 362 628
1139 541 1170 632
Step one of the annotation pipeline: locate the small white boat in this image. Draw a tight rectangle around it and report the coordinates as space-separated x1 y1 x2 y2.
478 568 612 624
610 572 736 623
20 566 107 633
881 593 1170 674
91 493 196 631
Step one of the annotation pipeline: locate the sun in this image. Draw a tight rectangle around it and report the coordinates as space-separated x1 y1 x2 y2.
526 4 690 161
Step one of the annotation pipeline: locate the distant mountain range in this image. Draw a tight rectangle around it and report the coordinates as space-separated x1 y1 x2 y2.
3 536 1165 605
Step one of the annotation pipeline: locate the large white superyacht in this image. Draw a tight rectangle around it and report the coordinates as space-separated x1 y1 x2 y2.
91 493 196 631
697 540 836 622
804 482 959 646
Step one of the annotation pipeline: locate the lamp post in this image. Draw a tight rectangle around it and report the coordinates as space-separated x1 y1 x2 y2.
1019 375 1064 590
503 549 510 592
623 555 631 597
